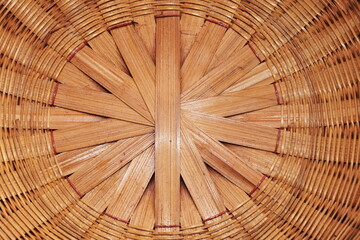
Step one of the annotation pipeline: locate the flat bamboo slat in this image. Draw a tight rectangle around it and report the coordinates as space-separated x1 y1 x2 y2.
53 119 154 153
154 7 181 229
181 44 262 101
180 182 203 228
54 84 151 125
82 164 130 212
185 111 278 152
182 85 278 117
180 123 225 220
111 25 156 118
69 46 153 123
181 21 228 93
56 143 113 176
49 107 104 129
129 180 155 230
68 134 154 195
105 146 154 222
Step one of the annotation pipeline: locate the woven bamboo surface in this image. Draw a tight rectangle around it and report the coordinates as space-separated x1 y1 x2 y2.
0 0 359 239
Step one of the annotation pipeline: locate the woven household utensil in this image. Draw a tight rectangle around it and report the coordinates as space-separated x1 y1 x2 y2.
0 0 359 239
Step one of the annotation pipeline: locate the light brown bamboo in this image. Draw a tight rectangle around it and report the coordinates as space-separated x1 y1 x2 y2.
111 25 156 118
68 134 154 195
129 180 155 229
182 85 278 117
180 124 225 220
57 143 113 176
222 62 276 94
185 111 278 152
181 21 227 93
70 45 153 123
180 14 205 65
206 28 247 73
81 164 129 213
53 119 154 153
54 84 151 125
180 182 203 228
106 146 154 222
49 107 104 129
181 45 261 101
154 9 181 229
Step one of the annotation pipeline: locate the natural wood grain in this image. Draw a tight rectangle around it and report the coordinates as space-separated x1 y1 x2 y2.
181 45 261 101
53 119 154 153
154 12 181 229
182 85 278 117
181 124 225 220
181 21 228 93
111 25 156 119
70 46 153 123
180 182 202 228
68 134 154 195
81 164 129 212
54 84 151 125
57 143 113 176
185 111 278 152
106 146 154 222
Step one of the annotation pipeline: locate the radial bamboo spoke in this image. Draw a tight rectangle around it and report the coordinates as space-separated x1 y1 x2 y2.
54 84 151 125
187 123 264 192
181 45 261 101
185 111 278 152
82 164 129 212
53 119 154 153
49 107 104 130
57 143 113 176
129 179 155 229
180 13 205 65
154 10 181 229
222 62 276 94
68 134 154 196
206 29 247 73
181 21 228 93
70 46 153 123
180 124 225 220
182 85 278 117
133 9 156 60
111 25 156 118
180 182 202 228
105 146 154 223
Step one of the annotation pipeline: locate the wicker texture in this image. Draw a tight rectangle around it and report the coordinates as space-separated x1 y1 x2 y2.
0 0 359 239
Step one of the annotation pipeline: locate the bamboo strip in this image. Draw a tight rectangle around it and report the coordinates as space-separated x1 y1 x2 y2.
54 84 151 125
49 107 104 129
57 143 113 176
186 122 263 192
181 21 228 93
180 14 205 65
111 25 156 119
222 62 276 94
185 111 278 152
105 146 154 222
180 124 225 220
206 28 247 73
68 134 154 195
53 119 154 153
129 180 155 230
182 85 278 117
82 164 129 212
70 45 153 123
87 31 129 74
180 182 203 228
225 144 278 177
181 45 261 101
131 0 156 60
154 8 181 229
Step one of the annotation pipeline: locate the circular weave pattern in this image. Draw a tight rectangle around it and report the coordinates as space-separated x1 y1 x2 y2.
0 0 359 239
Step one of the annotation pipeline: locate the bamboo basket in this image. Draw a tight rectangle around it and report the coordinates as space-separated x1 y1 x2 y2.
0 0 359 239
